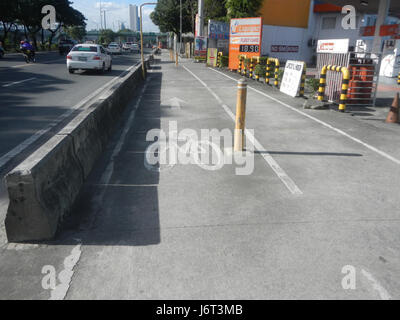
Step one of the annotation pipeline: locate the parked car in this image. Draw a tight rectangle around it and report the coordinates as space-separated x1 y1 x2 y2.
67 44 112 74
107 42 122 55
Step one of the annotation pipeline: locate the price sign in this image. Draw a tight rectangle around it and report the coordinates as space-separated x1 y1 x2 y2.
280 60 305 97
239 45 260 53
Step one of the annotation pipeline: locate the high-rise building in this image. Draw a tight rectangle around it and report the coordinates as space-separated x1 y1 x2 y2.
129 4 139 32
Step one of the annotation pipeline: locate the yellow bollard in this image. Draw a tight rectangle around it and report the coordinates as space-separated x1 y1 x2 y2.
234 79 247 152
397 71 400 85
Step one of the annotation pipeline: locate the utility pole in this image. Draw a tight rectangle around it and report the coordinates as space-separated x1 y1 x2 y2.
198 0 204 37
180 0 182 54
99 0 103 30
103 10 107 29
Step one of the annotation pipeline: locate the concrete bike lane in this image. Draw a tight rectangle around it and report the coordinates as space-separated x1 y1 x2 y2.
2 51 400 299
62 52 400 299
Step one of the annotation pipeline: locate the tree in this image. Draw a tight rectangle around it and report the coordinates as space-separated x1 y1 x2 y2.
47 0 86 49
205 0 227 22
150 0 193 36
98 29 116 45
0 1 18 46
225 0 263 19
65 25 86 41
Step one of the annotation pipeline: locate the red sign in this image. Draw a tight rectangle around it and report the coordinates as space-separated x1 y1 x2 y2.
360 24 399 37
271 45 299 53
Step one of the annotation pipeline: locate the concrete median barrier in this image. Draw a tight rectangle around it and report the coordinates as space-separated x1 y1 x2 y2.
4 57 152 242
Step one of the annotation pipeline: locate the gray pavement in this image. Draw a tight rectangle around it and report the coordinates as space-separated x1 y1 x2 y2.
1 51 400 299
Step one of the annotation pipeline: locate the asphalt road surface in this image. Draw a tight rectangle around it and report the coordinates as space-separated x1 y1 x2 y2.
0 50 151 171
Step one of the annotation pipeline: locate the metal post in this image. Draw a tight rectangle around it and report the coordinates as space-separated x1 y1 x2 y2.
198 0 204 37
180 0 182 55
234 79 247 152
99 0 102 30
372 0 391 54
140 3 157 79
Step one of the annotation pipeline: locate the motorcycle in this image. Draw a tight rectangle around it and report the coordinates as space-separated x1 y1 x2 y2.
21 49 35 63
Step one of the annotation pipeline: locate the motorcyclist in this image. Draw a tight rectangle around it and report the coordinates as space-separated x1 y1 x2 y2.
20 40 35 60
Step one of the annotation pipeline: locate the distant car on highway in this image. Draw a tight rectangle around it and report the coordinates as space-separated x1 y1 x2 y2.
107 42 122 55
58 39 75 56
131 43 140 53
122 42 134 52
67 44 112 74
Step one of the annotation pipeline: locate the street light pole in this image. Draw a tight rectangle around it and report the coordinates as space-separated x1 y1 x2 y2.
99 0 103 30
140 3 157 79
180 0 182 55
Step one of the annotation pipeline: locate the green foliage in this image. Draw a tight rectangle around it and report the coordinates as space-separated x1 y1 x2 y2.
205 0 228 21
66 26 86 41
306 78 320 93
220 55 229 67
98 29 116 45
225 0 263 19
254 63 265 76
150 0 193 35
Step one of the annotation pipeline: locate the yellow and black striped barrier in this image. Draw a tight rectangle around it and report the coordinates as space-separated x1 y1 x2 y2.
242 56 248 77
299 63 307 97
254 57 260 81
318 65 350 112
398 71 400 85
217 51 223 68
266 58 280 88
249 58 254 79
238 55 244 74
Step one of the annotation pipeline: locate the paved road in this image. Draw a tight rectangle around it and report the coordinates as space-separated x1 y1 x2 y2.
1 52 400 299
0 50 150 170
0 49 151 245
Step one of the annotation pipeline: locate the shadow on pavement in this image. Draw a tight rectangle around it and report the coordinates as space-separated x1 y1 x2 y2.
53 68 163 247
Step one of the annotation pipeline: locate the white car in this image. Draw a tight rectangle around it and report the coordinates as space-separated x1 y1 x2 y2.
122 42 134 52
107 43 122 55
67 44 112 74
131 43 140 53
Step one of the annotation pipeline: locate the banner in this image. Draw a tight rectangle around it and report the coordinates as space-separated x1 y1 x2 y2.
207 48 218 67
228 17 263 70
208 20 229 40
195 36 207 58
317 39 349 54
280 60 305 97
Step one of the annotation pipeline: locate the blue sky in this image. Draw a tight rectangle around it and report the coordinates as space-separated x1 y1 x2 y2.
71 0 159 32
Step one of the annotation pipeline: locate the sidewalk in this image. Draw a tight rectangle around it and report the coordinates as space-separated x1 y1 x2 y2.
1 51 400 299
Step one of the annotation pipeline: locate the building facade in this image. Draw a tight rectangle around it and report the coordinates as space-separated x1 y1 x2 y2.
129 4 139 32
258 0 400 64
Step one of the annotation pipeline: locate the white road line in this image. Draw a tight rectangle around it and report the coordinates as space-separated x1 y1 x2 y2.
210 67 400 166
361 269 392 300
2 77 36 87
183 65 302 195
0 64 140 170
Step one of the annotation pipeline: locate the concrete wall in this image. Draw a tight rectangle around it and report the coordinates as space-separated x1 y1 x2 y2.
4 57 153 242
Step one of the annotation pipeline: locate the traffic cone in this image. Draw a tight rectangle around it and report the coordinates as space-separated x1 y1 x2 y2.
386 93 399 123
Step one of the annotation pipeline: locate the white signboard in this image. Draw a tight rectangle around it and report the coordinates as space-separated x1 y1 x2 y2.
317 39 349 54
280 60 305 97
